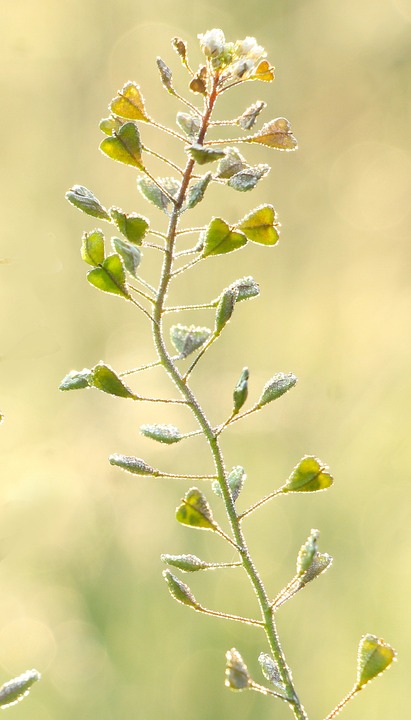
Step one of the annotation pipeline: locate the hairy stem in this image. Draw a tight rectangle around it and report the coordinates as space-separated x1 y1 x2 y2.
149 75 309 720
323 687 359 720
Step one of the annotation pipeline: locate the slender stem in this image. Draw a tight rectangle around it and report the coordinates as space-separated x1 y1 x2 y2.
239 488 283 521
216 403 261 430
149 119 189 144
163 301 215 314
158 472 218 480
183 334 217 381
216 79 243 93
173 248 200 258
172 92 201 115
149 229 167 241
171 256 202 278
180 429 203 439
203 136 252 146
175 227 205 238
271 576 302 610
150 73 309 720
137 396 189 405
143 169 178 206
214 410 236 437
209 119 238 126
144 146 185 175
202 561 243 570
128 285 156 304
134 275 157 295
250 681 292 701
120 359 162 376
129 297 155 323
141 242 166 252
196 605 264 627
120 355 182 377
323 687 359 720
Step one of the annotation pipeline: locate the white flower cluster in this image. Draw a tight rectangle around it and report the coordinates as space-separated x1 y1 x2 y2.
198 29 267 82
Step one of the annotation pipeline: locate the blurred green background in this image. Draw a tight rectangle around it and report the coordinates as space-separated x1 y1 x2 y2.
1 0 410 718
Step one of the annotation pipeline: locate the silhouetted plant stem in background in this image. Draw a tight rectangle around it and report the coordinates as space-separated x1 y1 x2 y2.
62 28 396 720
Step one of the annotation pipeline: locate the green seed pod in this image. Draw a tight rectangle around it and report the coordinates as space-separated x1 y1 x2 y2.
215 287 238 335
0 669 41 709
296 529 320 576
233 367 249 414
163 570 199 608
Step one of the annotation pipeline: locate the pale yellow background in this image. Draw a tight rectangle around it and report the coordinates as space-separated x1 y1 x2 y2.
1 1 410 718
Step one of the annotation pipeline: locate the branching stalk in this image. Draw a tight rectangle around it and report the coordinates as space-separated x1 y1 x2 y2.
150 72 309 720
64 28 396 720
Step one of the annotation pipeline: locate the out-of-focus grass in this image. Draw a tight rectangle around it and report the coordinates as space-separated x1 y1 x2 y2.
1 1 410 718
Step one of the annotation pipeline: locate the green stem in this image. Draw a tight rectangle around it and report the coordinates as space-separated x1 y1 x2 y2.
151 74 308 720
170 256 202 277
323 687 359 720
129 297 155 323
196 606 264 627
149 119 189 144
239 488 283 521
163 301 215 314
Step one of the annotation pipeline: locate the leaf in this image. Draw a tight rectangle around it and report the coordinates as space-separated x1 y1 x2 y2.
227 165 270 192
187 144 226 165
59 368 92 391
81 229 105 266
0 669 41 709
283 456 333 493
237 101 266 130
202 218 247 257
258 654 289 697
137 176 180 214
237 204 279 245
251 60 275 82
140 424 182 444
163 570 200 608
110 207 149 245
187 173 212 209
245 118 298 151
99 115 124 136
216 147 248 179
228 276 260 302
111 237 141 276
109 453 158 476
109 81 150 122
156 57 173 91
213 466 246 503
87 253 130 298
225 649 251 691
170 324 212 358
356 635 396 689
176 487 216 530
257 372 297 407
215 287 238 335
100 122 144 168
176 112 201 140
233 368 249 414
90 363 137 399
66 185 110 220
161 553 212 573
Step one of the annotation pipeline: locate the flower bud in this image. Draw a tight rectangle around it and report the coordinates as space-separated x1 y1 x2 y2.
198 29 225 58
